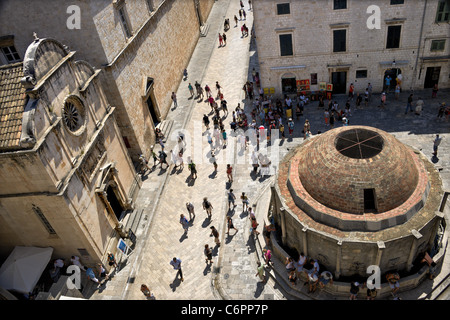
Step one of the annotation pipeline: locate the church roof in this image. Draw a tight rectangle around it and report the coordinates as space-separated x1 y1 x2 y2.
0 62 26 151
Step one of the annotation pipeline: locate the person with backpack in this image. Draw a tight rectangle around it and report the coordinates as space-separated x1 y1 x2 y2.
179 214 190 234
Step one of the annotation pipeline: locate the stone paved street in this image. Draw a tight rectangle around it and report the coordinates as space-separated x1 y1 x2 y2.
85 0 450 301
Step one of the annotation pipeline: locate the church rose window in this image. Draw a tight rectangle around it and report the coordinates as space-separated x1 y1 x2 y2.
63 96 86 135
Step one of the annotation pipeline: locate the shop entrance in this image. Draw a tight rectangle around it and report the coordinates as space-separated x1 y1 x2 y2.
424 67 440 89
331 71 347 94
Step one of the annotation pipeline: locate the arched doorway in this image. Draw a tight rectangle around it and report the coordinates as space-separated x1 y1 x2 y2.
106 184 125 221
383 68 402 92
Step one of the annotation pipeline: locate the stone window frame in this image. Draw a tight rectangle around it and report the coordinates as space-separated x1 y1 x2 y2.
332 29 347 53
1 45 21 64
276 2 291 15
333 0 347 10
32 205 57 236
146 0 155 12
435 0 450 23
430 39 446 52
386 24 402 49
113 0 133 39
62 95 87 136
276 29 295 57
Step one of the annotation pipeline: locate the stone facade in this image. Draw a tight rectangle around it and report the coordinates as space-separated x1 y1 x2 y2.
253 0 450 97
0 38 137 267
0 0 215 161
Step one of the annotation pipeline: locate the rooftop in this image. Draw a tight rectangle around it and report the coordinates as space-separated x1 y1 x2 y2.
0 62 26 152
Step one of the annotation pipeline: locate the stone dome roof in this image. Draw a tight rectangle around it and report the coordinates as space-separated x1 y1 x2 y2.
297 126 419 214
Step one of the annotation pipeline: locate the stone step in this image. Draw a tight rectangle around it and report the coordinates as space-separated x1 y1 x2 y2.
200 23 210 37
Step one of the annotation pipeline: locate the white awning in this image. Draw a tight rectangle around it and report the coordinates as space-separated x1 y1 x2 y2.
0 246 53 294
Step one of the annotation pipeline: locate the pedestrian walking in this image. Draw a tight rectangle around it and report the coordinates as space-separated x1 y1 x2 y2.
255 261 266 283
405 93 414 114
364 89 369 108
171 92 177 108
203 197 213 219
437 102 445 120
238 9 242 20
384 75 391 93
170 149 178 169
222 33 227 45
205 84 211 98
250 215 260 236
296 252 307 278
218 33 223 47
204 244 213 264
96 263 109 282
86 267 99 284
241 192 249 212
263 249 272 266
234 15 238 26
324 110 330 127
188 159 197 179
433 134 442 157
215 81 222 97
367 83 373 101
221 129 228 147
348 83 354 100
138 154 151 174
210 226 221 246
379 92 386 109
188 83 194 98
226 216 238 235
226 164 233 183
186 202 195 220
179 214 189 234
242 8 246 20
228 189 237 209
203 114 210 130
107 252 118 269
159 150 168 169
329 111 335 129
303 119 310 139
170 257 183 282
395 83 400 100
287 118 294 136
432 83 438 98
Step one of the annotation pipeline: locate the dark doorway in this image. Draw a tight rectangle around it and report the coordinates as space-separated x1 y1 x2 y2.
331 71 347 94
281 77 297 94
146 96 159 127
364 189 377 213
383 68 402 92
424 67 441 89
106 185 124 221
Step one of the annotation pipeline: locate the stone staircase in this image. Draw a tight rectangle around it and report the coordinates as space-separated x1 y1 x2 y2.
200 23 210 37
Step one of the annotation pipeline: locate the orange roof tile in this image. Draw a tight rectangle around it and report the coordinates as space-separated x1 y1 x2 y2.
0 62 26 151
